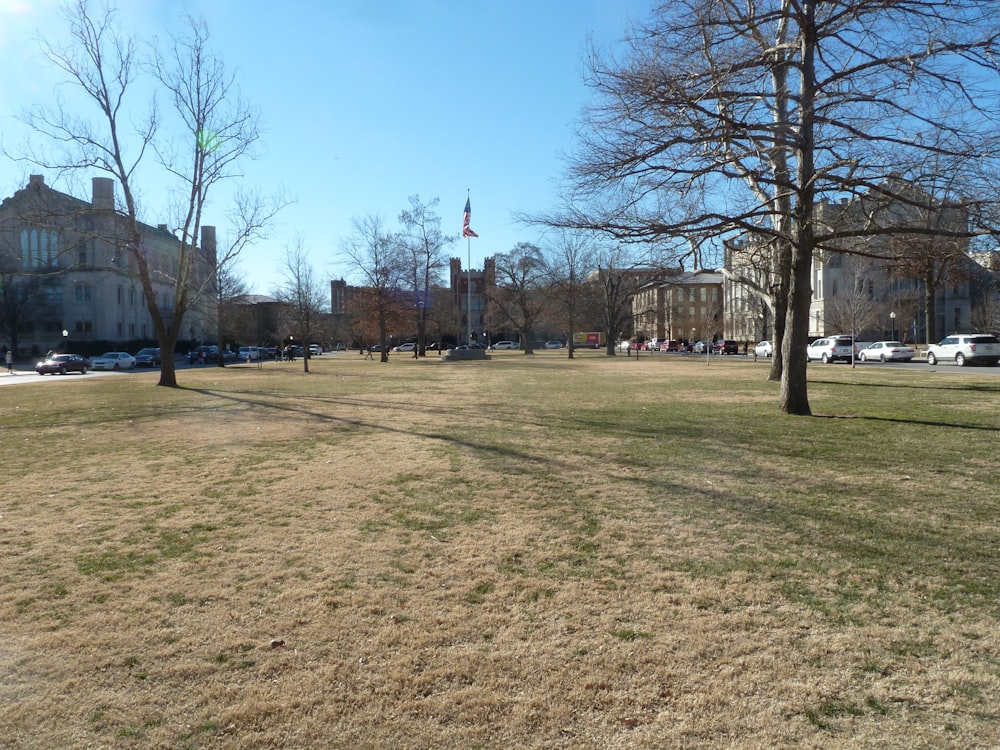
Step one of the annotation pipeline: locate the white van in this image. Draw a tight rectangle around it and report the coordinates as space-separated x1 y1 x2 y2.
238 346 261 361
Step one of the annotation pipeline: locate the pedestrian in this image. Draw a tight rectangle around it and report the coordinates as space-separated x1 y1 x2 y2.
412 344 418 359
5 348 12 374
364 346 374 360
743 341 748 357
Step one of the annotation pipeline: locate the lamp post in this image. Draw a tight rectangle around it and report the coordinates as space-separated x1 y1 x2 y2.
890 311 896 341
62 329 68 353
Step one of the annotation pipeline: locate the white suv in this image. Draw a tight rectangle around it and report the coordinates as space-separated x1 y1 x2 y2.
926 334 1000 366
806 336 854 363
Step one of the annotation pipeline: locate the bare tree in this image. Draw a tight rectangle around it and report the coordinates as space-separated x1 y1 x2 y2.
13 2 281 387
398 195 452 357
213 257 250 366
592 244 647 356
542 0 1000 414
544 230 599 359
824 256 883 359
491 243 549 354
971 284 1000 335
340 214 408 362
275 236 327 373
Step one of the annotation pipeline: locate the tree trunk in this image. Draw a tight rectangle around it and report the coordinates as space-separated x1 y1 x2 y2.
779 0 816 416
923 269 937 344
157 331 180 387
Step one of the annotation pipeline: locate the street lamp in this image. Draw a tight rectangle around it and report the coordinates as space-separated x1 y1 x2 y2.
62 329 68 352
890 311 896 341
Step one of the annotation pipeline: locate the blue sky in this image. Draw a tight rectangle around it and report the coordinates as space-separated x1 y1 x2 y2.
1 0 649 293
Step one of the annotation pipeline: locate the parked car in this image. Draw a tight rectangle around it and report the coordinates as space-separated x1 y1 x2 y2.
238 346 262 361
392 342 416 353
712 339 739 355
35 353 90 375
491 340 517 350
754 340 774 358
309 344 323 356
692 340 711 353
544 340 563 349
91 351 136 370
187 345 219 364
926 334 1000 366
859 341 915 362
806 336 855 363
134 347 162 367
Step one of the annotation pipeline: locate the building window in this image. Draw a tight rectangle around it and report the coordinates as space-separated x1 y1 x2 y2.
19 228 58 268
74 284 92 303
117 285 124 304
43 286 63 306
78 245 88 266
117 322 123 337
954 307 961 331
74 321 93 333
129 288 136 306
700 288 707 302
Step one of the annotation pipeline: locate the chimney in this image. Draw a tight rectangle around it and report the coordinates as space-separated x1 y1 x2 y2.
29 174 45 188
91 177 115 210
201 225 217 265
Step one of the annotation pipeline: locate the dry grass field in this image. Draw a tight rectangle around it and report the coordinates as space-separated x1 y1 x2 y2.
1 351 998 749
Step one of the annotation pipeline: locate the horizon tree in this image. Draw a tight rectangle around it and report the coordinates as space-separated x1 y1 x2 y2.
544 230 599 359
275 236 327 373
490 242 549 354
340 214 408 362
398 195 452 357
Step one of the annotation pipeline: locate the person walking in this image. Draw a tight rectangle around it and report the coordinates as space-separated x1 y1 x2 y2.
5 348 13 374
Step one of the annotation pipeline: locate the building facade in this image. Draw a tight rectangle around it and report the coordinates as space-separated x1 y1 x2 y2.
723 178 979 344
0 175 216 357
450 256 495 344
631 270 725 344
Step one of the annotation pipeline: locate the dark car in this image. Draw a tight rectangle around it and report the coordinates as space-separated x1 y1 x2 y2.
712 339 739 355
134 347 162 367
187 345 218 364
35 353 90 375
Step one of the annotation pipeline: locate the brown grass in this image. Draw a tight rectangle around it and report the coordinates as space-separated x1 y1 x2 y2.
0 352 997 749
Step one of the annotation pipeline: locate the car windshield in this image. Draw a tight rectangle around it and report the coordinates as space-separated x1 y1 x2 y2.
971 335 999 344
832 338 853 345
100 352 117 358
884 342 905 347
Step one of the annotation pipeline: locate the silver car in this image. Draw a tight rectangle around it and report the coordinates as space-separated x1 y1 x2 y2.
926 334 1000 366
806 336 854 363
859 341 915 362
91 351 136 370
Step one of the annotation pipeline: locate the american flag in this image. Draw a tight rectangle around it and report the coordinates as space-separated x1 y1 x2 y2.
462 197 479 238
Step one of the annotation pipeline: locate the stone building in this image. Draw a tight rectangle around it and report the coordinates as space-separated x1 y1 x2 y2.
0 175 216 356
450 256 495 344
631 269 724 344
723 177 976 344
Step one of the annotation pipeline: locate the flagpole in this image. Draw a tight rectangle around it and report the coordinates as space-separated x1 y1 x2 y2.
467 233 472 345
462 190 478 347
466 190 472 346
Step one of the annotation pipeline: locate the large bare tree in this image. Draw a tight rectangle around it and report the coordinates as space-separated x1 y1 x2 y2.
275 237 327 373
14 1 282 387
544 0 1000 414
544 230 600 359
340 214 409 362
398 195 452 357
491 242 549 354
